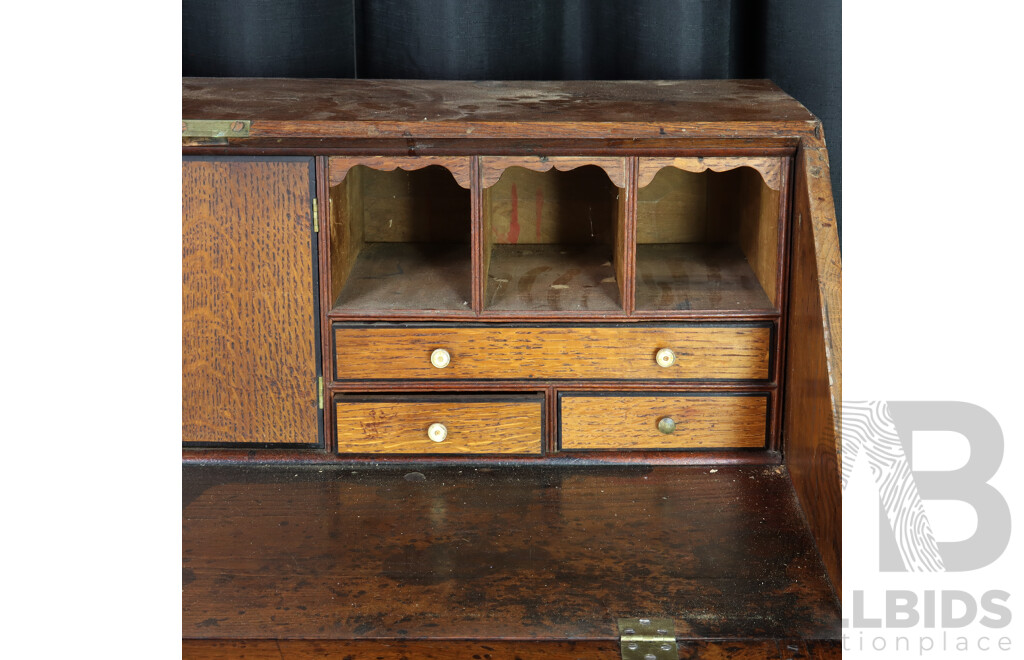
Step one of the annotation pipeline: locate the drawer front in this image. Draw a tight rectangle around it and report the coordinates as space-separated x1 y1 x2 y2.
334 324 771 381
335 395 543 454
559 393 768 450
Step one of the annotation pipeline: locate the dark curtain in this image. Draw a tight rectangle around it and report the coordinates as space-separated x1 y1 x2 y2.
183 0 840 235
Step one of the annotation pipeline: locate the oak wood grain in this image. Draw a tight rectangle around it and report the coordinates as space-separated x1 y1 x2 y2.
336 396 542 454
784 136 842 594
182 464 839 640
328 156 471 188
560 394 768 450
182 158 318 445
334 325 772 381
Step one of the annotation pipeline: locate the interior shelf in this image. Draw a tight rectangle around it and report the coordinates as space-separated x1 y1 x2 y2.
636 164 782 313
483 165 625 313
635 243 775 312
329 164 472 314
486 243 620 312
332 242 473 312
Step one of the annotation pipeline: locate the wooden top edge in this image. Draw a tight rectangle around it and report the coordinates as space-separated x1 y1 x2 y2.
182 78 819 140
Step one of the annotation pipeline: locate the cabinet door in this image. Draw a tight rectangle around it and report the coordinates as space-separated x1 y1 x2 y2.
183 157 321 446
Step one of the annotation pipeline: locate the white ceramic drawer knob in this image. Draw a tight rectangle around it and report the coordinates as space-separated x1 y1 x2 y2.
427 422 448 442
430 348 451 369
655 348 676 368
658 417 677 434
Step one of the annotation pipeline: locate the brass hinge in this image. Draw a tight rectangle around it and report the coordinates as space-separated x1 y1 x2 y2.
312 198 319 233
618 618 677 660
181 119 250 138
317 377 324 410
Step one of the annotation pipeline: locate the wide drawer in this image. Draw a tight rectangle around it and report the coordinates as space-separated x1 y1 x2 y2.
335 394 543 454
334 324 772 381
559 393 769 450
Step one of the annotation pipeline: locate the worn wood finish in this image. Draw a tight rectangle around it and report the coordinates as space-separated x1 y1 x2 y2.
328 164 472 312
182 79 818 141
336 395 543 454
485 244 620 312
734 167 782 305
182 159 318 445
331 242 473 313
784 137 842 594
635 244 775 313
334 325 772 381
181 639 841 659
327 167 362 305
637 156 785 190
182 464 840 640
484 166 618 245
560 393 768 450
480 156 628 189
328 156 472 188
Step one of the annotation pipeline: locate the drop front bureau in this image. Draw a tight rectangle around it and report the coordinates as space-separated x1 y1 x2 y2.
182 79 842 658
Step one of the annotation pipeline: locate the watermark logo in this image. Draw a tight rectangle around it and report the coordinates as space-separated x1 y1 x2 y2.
842 401 1014 654
843 401 1010 571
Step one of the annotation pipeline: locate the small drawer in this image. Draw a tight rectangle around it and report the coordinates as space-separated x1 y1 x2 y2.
559 392 768 450
334 323 772 381
335 394 543 454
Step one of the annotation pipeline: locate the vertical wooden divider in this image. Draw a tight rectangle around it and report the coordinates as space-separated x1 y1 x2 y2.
623 157 638 315
316 156 334 451
471 156 485 314
769 158 794 452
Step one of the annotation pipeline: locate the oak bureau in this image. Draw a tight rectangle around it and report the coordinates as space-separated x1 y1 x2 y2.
182 79 842 657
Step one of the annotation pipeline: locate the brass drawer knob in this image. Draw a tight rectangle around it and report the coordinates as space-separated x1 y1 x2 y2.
430 348 451 369
655 348 676 367
427 422 448 442
657 417 676 434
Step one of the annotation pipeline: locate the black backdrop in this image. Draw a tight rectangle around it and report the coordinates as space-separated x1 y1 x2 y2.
183 0 841 234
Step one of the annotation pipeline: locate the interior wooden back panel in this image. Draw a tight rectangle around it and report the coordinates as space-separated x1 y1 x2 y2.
182 159 318 445
484 166 619 244
352 165 471 243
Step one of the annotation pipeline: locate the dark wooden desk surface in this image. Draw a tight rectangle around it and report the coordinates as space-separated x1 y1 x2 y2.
183 464 839 652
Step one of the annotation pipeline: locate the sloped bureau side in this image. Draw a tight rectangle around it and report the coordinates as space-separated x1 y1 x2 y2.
785 134 843 593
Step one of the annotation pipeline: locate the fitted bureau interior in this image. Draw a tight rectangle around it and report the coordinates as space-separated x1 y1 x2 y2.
329 164 472 313
636 162 782 313
483 165 625 312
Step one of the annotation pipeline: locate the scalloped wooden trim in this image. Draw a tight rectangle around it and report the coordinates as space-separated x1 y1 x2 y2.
479 156 628 189
637 156 784 190
328 156 472 189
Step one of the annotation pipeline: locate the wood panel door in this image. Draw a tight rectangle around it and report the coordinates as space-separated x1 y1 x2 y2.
183 157 321 446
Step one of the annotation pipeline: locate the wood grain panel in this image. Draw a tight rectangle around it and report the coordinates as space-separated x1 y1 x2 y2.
560 394 768 450
328 156 471 188
182 464 840 640
334 325 771 381
480 156 627 188
182 159 318 445
336 396 542 454
784 136 842 594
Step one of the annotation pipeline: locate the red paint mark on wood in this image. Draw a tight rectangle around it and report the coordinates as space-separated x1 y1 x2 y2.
535 189 543 241
507 183 520 243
